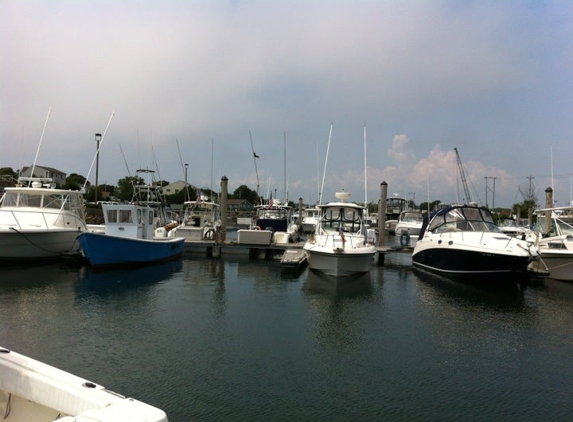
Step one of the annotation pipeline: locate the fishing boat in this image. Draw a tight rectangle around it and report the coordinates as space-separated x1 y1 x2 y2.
412 204 539 278
527 206 573 281
303 192 377 277
0 346 168 422
0 178 87 260
237 200 298 245
78 202 184 268
175 196 221 241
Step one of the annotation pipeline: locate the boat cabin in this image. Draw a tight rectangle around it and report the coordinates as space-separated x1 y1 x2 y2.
103 203 156 240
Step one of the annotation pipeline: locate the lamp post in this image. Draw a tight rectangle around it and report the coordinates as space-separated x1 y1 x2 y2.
95 133 102 203
184 163 189 201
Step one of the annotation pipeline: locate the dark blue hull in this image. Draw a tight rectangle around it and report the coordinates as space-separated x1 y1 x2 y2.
78 232 184 268
412 248 532 278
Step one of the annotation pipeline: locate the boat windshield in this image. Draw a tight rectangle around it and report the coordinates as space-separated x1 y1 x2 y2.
401 212 423 222
429 207 501 233
257 207 289 220
321 207 363 234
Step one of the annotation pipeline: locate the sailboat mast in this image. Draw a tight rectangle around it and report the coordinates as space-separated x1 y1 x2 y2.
363 124 367 205
249 131 260 203
283 131 287 203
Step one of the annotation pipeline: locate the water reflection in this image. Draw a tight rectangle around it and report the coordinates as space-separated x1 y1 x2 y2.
76 260 183 296
302 269 373 298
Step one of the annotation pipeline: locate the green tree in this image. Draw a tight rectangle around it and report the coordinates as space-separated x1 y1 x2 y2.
0 167 18 179
64 173 88 191
231 185 259 204
116 176 143 202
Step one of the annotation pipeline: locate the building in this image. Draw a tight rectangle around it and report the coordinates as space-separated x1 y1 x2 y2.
163 180 194 196
227 198 253 214
20 165 66 186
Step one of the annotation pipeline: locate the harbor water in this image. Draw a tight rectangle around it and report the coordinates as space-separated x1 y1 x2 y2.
2 248 573 421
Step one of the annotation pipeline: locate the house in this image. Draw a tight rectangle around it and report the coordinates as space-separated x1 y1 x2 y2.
163 180 194 196
20 165 66 186
227 198 253 214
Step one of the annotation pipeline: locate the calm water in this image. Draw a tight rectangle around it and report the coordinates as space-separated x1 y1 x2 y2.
2 249 573 421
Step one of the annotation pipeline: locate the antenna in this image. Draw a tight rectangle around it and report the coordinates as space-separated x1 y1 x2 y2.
319 122 333 205
83 111 115 191
28 107 51 187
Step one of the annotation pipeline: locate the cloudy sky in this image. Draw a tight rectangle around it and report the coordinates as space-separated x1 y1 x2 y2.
2 0 572 208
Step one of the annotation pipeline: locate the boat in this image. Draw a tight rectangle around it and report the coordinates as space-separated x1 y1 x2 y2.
0 178 87 260
77 202 184 268
175 197 221 241
301 207 320 234
0 346 168 422
412 204 539 278
498 218 531 238
527 206 573 281
394 210 424 237
303 192 377 277
237 200 298 245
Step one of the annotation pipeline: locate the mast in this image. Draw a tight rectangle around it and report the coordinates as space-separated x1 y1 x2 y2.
29 107 51 186
363 124 367 206
454 147 472 204
319 123 333 205
283 131 287 203
249 131 261 204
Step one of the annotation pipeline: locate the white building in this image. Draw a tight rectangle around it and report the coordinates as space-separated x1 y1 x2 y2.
20 165 66 186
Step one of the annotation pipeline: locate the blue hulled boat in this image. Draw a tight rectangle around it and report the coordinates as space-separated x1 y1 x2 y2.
78 203 184 268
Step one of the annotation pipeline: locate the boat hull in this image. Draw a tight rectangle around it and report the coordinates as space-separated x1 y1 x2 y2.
0 229 84 260
0 346 168 422
412 247 533 277
78 232 184 268
304 247 375 277
528 249 573 281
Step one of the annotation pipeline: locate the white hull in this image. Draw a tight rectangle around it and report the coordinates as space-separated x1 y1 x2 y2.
0 229 83 259
305 246 375 277
0 346 168 422
529 249 573 281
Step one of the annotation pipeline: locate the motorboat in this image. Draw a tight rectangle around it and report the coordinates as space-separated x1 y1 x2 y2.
301 207 320 234
498 218 531 238
303 192 377 277
0 346 168 422
238 200 298 245
395 210 424 237
412 204 539 278
527 206 573 281
175 197 221 242
0 178 87 260
78 202 184 268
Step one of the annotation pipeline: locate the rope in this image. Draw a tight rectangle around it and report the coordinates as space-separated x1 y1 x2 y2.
9 227 82 255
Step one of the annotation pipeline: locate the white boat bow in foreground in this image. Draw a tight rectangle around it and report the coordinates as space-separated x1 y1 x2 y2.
0 346 168 422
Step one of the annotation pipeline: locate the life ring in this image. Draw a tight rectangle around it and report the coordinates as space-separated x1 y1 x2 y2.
204 228 215 240
255 226 261 230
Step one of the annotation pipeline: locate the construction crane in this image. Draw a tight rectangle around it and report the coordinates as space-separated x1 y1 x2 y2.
454 148 472 204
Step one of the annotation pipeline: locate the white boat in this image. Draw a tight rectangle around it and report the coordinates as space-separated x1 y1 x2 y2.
394 210 424 237
301 207 320 234
498 218 531 238
527 206 573 281
78 202 185 268
0 346 168 422
238 200 298 245
175 197 221 241
303 192 377 277
412 204 539 278
0 178 87 260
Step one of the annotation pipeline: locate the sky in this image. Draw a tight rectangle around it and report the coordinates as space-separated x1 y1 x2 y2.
1 0 572 209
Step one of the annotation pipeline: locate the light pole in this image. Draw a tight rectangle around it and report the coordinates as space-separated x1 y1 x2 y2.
95 133 102 203
184 163 189 201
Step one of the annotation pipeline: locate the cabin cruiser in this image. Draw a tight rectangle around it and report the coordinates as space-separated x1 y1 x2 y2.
412 204 539 278
175 198 221 241
0 178 87 260
301 207 320 234
395 210 424 237
303 192 376 277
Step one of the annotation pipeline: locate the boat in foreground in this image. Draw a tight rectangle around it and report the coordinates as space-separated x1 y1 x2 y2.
527 206 573 281
0 346 168 422
303 192 376 277
78 203 184 268
412 204 539 278
0 178 87 260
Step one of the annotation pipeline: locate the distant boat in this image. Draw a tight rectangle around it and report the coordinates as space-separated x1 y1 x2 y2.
0 346 168 422
0 178 87 260
238 200 298 245
301 207 320 234
303 192 377 277
527 206 573 281
175 197 221 242
394 210 424 244
412 204 539 278
78 202 184 268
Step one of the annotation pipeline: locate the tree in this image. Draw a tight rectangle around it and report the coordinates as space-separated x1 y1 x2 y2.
231 185 259 204
116 176 143 202
0 167 18 179
64 173 88 191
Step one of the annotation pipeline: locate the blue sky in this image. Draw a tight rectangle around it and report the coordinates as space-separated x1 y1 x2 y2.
1 0 572 208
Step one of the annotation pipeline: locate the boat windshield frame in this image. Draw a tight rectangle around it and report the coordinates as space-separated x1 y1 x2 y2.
319 205 365 234
427 206 501 234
